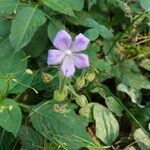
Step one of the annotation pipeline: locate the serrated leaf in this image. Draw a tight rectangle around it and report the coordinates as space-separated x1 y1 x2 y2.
0 99 22 136
30 101 93 149
43 0 75 17
134 128 150 150
10 6 46 51
93 104 119 145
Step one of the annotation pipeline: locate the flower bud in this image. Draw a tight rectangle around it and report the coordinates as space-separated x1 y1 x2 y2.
25 69 33 75
75 95 88 107
54 88 68 102
8 105 13 111
85 72 95 82
42 72 52 83
76 77 85 89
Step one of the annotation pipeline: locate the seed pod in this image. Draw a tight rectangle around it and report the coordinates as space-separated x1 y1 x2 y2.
53 88 68 102
76 77 85 89
85 72 95 82
75 95 88 107
42 72 52 83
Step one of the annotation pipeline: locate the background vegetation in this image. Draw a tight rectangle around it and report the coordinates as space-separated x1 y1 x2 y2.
0 0 150 149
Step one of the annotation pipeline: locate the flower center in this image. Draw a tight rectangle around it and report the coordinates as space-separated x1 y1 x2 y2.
65 49 72 56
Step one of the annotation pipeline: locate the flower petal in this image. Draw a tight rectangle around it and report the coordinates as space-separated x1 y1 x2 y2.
61 56 75 77
47 49 65 65
74 54 89 69
53 30 72 51
71 33 90 52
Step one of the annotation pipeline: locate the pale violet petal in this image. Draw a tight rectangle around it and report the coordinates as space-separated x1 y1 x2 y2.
53 30 72 51
61 56 75 77
47 49 65 65
71 33 90 52
74 54 89 69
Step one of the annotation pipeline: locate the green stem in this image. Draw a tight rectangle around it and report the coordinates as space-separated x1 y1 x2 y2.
67 84 79 98
71 134 96 146
18 102 29 109
59 72 66 93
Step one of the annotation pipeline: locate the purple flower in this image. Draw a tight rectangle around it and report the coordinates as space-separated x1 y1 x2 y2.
47 30 90 77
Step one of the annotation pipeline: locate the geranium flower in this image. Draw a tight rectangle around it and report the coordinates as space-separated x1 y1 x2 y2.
47 30 90 77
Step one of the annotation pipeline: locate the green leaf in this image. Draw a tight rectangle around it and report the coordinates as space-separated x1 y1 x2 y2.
85 18 114 39
85 18 99 28
86 44 111 71
0 99 22 136
0 129 12 150
66 0 84 11
84 28 99 41
88 0 97 10
79 103 96 122
105 96 123 117
85 43 100 69
0 38 27 75
0 0 19 15
18 126 43 150
118 60 150 90
30 101 93 149
67 11 92 26
117 83 141 104
67 11 107 27
98 59 111 72
0 38 13 57
111 0 126 11
10 6 46 51
0 38 34 94
9 72 35 94
93 104 119 145
0 19 11 42
47 19 64 42
139 0 150 11
98 25 114 39
43 0 75 17
24 23 49 57
139 59 150 71
134 128 150 150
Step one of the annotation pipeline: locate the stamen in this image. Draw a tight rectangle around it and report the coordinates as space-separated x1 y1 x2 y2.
65 50 72 55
